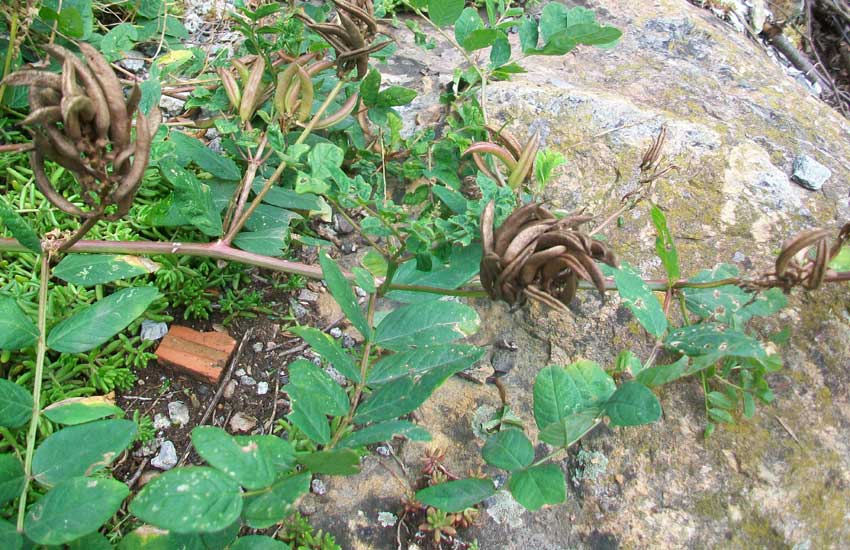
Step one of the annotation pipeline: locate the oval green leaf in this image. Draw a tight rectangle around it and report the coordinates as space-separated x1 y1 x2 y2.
130 467 242 533
0 453 25 506
416 478 495 512
47 286 162 353
604 381 662 427
191 426 276 490
24 476 129 545
32 419 137 487
375 301 479 351
482 429 534 471
297 449 360 476
42 395 123 425
230 535 291 550
53 254 160 286
242 472 311 529
319 253 371 340
0 296 39 351
338 420 430 448
0 378 33 428
508 464 566 511
0 518 22 550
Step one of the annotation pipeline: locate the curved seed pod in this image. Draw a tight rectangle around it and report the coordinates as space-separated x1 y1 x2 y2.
113 108 160 212
535 230 588 255
61 59 83 99
554 215 593 230
285 63 314 122
556 273 579 305
334 0 377 35
126 84 141 118
493 202 541 256
502 220 556 265
307 59 335 76
34 133 91 176
507 131 539 189
485 124 523 159
218 68 242 111
542 254 591 287
239 56 266 122
471 152 500 182
480 253 502 299
78 43 132 146
576 253 607 295
481 200 496 255
44 44 111 140
231 59 251 83
464 142 518 173
2 70 63 90
806 238 829 289
524 285 569 313
775 228 832 278
32 150 86 216
641 124 667 172
520 246 568 285
22 106 62 126
496 242 536 292
305 93 359 129
61 95 95 140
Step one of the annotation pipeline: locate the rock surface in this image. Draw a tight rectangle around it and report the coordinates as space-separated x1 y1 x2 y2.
305 1 850 549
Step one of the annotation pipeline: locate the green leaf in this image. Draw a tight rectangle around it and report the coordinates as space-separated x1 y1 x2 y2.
25 476 128 545
286 359 349 417
368 344 484 385
0 379 33 428
118 522 240 549
160 161 223 237
743 392 756 419
308 143 345 183
235 435 295 473
707 391 735 410
0 296 38 351
538 409 601 447
140 64 162 114
32 419 137 487
610 262 668 338
829 245 850 271
53 254 159 286
564 360 617 406
319 253 371 340
0 519 21 550
708 408 734 424
454 7 483 46
290 326 360 383
539 2 569 43
375 301 479 351
615 350 643 375
130 467 242 533
47 286 161 353
233 227 288 257
243 204 301 232
100 23 139 62
68 532 113 550
635 357 688 387
136 0 162 18
42 395 123 425
532 365 580 430
385 244 482 303
170 131 241 180
338 420 430 448
230 536 291 550
0 202 41 252
683 264 786 324
287 398 330 445
256 185 323 212
192 427 277 490
508 464 565 511
650 205 680 282
490 34 511 67
562 23 621 46
428 0 464 27
416 478 495 512
297 449 360 475
242 472 310 529
518 16 539 53
378 86 417 107
665 323 767 363
482 429 534 471
604 382 662 427
463 28 500 51
0 454 25 506
360 68 381 107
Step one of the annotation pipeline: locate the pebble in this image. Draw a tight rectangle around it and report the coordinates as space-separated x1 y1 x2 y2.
376 445 391 457
732 251 746 263
298 289 319 302
167 401 190 427
311 478 327 495
223 379 238 400
240 375 257 386
377 511 397 527
151 441 178 470
334 214 355 235
791 154 831 191
252 342 264 353
117 51 146 73
341 242 357 254
140 320 168 341
153 413 171 430
134 438 160 458
159 95 186 115
355 287 367 298
342 335 356 349
257 381 269 395
290 299 309 319
235 369 246 377
329 327 343 338
229 412 257 433
325 367 346 386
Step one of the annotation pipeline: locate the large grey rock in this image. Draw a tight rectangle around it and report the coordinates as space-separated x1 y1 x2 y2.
306 1 850 548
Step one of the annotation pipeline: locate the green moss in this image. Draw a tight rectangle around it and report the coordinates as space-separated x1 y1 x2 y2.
736 510 790 549
693 493 726 520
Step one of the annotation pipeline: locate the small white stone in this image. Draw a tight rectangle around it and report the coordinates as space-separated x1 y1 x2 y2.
235 369 247 377
252 342 264 353
311 478 327 495
229 412 257 433
151 441 178 470
377 511 397 527
329 327 343 338
167 401 190 427
256 381 269 395
141 320 168 341
153 413 171 430
240 375 256 386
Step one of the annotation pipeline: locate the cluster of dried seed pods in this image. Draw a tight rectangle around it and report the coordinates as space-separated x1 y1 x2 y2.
480 200 618 312
2 43 160 233
464 125 539 188
757 222 850 291
295 0 389 80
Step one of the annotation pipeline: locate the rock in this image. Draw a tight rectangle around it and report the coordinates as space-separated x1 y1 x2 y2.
153 413 171 431
151 441 178 470
167 401 190 427
256 381 269 395
252 342 263 353
289 298 309 319
223 379 238 399
235 369 246 377
240 375 256 386
342 335 357 349
329 327 343 338
158 95 185 115
141 320 168 341
334 213 356 235
792 154 831 191
134 438 160 458
375 446 391 457
229 412 257 433
118 50 146 73
377 512 397 527
311 478 327 495
298 289 319 303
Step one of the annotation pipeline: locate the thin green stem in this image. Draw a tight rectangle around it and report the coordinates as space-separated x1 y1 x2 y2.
0 427 23 461
17 252 50 531
0 8 19 105
531 418 603 467
295 79 346 146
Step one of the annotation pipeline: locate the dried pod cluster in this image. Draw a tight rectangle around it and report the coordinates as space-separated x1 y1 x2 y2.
760 222 850 291
480 201 618 312
464 125 539 188
3 43 160 224
296 0 389 80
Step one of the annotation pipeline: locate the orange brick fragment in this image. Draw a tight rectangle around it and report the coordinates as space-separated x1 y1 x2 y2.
155 326 237 384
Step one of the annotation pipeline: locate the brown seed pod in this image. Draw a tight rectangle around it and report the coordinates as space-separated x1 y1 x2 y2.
480 202 618 311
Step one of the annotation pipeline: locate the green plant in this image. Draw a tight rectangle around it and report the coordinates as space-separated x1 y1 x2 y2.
0 0 848 548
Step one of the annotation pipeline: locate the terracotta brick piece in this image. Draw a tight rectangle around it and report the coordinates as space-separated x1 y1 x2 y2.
155 326 237 384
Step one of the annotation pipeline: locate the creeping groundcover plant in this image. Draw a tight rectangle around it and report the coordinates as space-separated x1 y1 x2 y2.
0 0 848 547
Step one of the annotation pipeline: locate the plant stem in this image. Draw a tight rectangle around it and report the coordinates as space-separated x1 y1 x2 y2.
0 8 19 105
531 418 603 467
16 252 50 531
329 293 377 448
